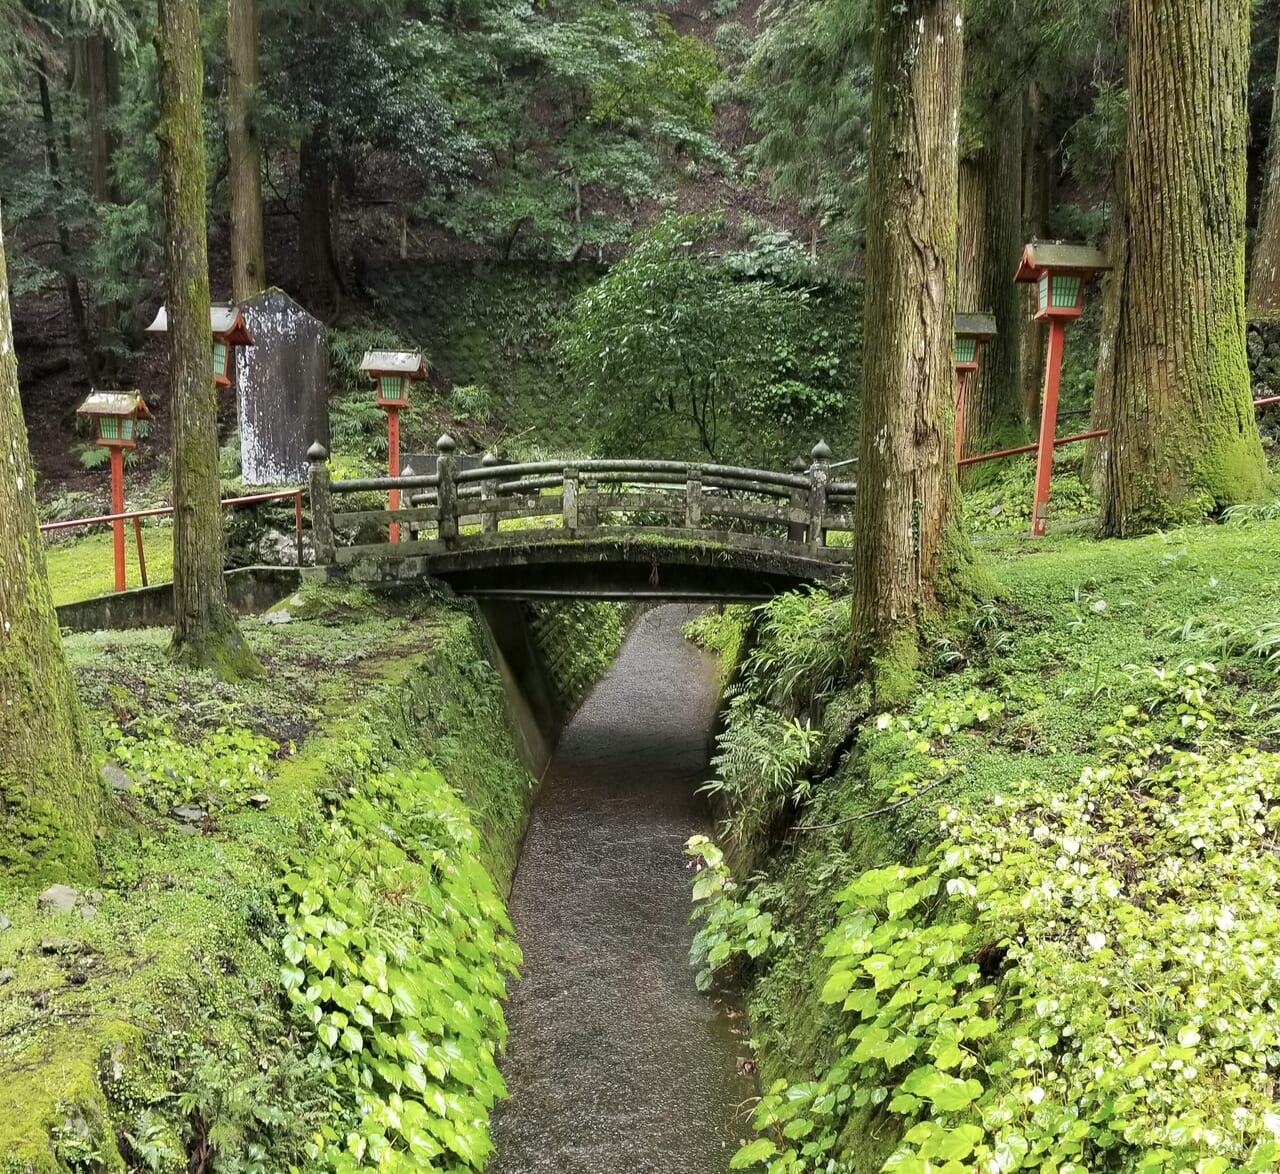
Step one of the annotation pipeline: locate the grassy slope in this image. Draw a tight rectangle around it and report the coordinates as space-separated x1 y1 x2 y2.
43 526 176 606
728 517 1280 1167
0 587 537 1171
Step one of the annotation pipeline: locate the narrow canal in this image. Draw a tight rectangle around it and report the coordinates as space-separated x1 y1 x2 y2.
489 605 756 1173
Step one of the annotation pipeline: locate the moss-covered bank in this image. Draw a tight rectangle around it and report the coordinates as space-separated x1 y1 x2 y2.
0 587 546 1172
688 516 1280 1172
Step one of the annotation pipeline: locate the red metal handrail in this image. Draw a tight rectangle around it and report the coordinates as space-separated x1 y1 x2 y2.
40 489 305 590
959 393 1279 470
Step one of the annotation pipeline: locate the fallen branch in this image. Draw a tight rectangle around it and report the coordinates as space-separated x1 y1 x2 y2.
793 777 952 832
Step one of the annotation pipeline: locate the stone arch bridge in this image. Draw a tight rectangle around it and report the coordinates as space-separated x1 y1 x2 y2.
303 439 856 601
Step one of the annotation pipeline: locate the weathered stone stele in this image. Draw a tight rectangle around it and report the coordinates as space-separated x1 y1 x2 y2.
235 290 329 485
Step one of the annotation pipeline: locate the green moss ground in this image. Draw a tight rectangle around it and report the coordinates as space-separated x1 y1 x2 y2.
0 586 539 1171
717 517 1280 1168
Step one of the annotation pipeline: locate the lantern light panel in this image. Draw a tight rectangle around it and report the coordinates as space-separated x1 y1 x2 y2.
1015 242 1110 323
76 391 153 449
145 304 255 388
360 350 427 408
954 312 997 371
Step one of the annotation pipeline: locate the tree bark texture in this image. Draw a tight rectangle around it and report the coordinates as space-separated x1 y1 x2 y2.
1249 26 1280 318
957 81 1027 459
0 207 104 882
75 32 123 372
850 0 975 682
1020 84 1052 422
36 65 94 379
157 0 259 676
299 132 341 318
1093 0 1266 534
227 0 266 301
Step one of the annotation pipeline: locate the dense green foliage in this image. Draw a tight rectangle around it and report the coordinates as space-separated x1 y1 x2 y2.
687 518 1280 1174
0 591 538 1171
734 669 1280 1173
559 214 859 462
527 601 632 712
280 758 518 1172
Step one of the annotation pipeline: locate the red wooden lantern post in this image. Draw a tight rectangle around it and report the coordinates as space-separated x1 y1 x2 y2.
360 351 427 543
953 313 997 464
145 304 256 389
76 391 152 592
1014 242 1110 536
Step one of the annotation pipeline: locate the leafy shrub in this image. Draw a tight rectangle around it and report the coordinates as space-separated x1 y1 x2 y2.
702 689 822 850
686 835 791 992
730 665 1280 1174
279 756 519 1172
103 719 274 812
745 590 850 714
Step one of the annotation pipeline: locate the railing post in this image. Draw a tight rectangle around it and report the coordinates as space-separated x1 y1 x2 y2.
307 442 335 565
807 440 832 550
436 433 459 546
581 474 599 533
685 468 702 530
788 455 808 544
480 452 500 535
563 466 579 535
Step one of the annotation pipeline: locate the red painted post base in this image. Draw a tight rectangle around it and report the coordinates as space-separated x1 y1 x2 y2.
1031 320 1067 537
387 407 401 544
954 371 968 465
110 446 126 592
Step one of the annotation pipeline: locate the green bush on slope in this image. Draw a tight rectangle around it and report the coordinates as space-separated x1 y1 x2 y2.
687 520 1280 1174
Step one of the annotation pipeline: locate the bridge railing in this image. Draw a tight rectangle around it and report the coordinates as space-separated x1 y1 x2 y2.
305 438 856 567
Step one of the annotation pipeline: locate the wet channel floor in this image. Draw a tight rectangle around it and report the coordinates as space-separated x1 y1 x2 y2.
489 605 756 1174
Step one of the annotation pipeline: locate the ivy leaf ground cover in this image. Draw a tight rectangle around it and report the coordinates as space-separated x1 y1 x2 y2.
710 664 1280 1174
279 750 520 1173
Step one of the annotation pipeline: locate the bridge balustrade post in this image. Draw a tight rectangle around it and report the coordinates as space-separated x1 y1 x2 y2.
581 475 599 533
307 442 335 565
807 440 832 550
436 434 459 546
788 455 808 545
563 467 579 535
480 452 500 535
685 470 703 531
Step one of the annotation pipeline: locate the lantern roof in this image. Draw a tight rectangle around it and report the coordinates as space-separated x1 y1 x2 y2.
1014 241 1110 283
360 350 427 381
955 312 997 340
76 390 152 420
145 303 255 345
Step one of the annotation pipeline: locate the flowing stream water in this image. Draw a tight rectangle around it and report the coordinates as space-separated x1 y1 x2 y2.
489 605 757 1173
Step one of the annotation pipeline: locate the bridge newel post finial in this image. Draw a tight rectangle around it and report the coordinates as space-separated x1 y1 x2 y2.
807 441 832 551
436 434 459 546
306 442 335 566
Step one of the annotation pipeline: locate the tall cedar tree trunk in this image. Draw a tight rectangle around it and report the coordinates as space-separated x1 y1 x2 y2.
850 0 979 687
1093 0 1266 533
299 132 341 318
227 0 266 301
36 65 94 380
957 81 1026 460
157 0 260 676
1020 84 1052 421
76 33 123 374
1249 27 1280 318
0 207 104 881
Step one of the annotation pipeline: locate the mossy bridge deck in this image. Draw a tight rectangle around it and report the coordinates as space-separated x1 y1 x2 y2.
303 440 856 600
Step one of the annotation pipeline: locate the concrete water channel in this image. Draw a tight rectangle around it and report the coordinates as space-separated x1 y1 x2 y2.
490 605 757 1172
